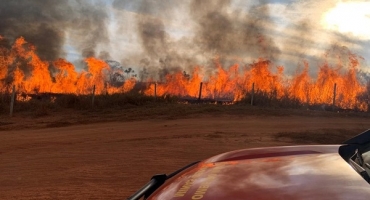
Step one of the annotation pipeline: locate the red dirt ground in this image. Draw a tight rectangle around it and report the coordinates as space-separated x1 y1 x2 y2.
1 115 370 199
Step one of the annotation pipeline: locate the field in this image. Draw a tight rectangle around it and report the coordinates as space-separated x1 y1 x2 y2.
1 104 370 199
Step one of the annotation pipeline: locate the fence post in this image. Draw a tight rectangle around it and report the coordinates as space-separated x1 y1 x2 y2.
368 94 370 113
10 85 16 117
1 92 3 104
92 85 96 107
198 82 203 101
332 83 337 111
306 86 310 107
154 82 157 99
251 83 255 106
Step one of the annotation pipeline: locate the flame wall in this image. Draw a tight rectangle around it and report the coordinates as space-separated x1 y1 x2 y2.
0 36 367 110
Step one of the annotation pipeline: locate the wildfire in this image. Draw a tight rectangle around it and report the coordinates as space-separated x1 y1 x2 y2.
0 36 368 111
0 36 136 95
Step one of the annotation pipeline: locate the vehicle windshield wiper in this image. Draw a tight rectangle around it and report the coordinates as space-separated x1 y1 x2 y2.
349 150 370 183
349 159 370 183
127 161 200 200
355 149 364 166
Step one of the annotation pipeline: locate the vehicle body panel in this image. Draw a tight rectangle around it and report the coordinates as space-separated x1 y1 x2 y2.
148 145 370 200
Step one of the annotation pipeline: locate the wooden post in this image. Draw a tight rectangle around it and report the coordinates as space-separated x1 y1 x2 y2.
198 82 203 101
10 85 15 117
251 83 255 106
332 83 337 111
306 86 310 107
154 82 157 98
1 87 5 103
92 85 96 107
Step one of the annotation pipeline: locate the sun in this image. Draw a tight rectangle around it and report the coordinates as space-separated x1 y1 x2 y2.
322 2 370 40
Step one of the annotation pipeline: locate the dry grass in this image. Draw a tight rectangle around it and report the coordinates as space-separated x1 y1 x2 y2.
2 91 368 116
0 102 369 131
1 92 370 131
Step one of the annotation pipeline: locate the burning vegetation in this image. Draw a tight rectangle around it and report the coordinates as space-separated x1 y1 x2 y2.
0 37 136 96
0 36 369 112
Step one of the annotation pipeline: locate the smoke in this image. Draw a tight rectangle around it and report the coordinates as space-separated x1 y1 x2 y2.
1 0 367 79
137 16 168 58
0 0 109 61
190 0 281 63
69 0 109 58
113 0 198 81
112 0 181 16
111 0 282 80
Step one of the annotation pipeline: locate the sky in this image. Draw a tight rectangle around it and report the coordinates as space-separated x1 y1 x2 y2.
1 0 370 78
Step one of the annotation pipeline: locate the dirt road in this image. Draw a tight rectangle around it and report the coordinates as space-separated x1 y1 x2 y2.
1 115 369 199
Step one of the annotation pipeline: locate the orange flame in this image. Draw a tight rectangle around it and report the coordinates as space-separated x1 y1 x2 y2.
0 36 367 110
1 36 135 96
145 58 366 110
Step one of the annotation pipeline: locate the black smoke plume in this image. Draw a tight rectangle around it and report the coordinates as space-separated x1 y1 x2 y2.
0 0 109 60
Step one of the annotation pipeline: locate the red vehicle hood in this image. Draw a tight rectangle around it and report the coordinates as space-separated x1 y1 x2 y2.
148 145 370 200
